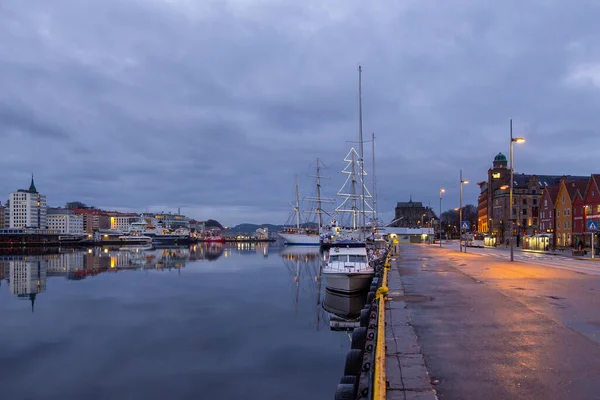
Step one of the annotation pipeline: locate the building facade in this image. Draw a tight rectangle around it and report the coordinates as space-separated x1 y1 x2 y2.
391 197 436 228
0 201 5 229
477 153 588 244
46 208 84 235
582 175 600 248
8 176 47 229
106 212 139 232
539 186 559 242
572 185 587 247
74 209 110 233
554 179 588 247
3 201 9 228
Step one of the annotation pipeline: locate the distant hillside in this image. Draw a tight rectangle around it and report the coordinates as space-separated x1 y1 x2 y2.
205 219 224 229
227 222 318 233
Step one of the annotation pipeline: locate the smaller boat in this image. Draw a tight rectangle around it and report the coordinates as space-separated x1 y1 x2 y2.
204 230 226 243
322 241 374 294
118 235 153 246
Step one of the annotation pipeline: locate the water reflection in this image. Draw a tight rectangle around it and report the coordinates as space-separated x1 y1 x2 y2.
279 246 326 329
323 289 368 320
0 243 271 311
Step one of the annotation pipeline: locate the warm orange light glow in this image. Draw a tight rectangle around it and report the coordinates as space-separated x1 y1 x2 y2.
513 137 525 143
500 185 509 190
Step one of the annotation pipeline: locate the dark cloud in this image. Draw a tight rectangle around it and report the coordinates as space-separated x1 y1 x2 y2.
2 0 600 224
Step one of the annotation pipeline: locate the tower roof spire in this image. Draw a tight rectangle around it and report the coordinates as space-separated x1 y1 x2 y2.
29 173 37 194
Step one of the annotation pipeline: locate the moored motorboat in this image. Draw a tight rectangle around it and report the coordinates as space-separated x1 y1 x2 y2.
322 241 374 294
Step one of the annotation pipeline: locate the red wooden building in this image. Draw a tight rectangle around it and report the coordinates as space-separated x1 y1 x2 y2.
582 174 600 247
539 186 559 246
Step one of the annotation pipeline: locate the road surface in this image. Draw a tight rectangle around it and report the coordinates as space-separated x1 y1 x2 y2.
393 244 600 400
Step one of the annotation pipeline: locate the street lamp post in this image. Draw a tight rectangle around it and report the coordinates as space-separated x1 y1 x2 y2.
509 119 526 262
459 170 469 252
439 188 445 247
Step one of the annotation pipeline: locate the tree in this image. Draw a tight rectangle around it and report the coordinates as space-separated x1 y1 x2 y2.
440 204 478 237
65 201 90 210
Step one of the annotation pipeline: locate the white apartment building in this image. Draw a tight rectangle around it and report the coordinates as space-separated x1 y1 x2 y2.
9 176 47 229
46 208 84 235
108 213 139 232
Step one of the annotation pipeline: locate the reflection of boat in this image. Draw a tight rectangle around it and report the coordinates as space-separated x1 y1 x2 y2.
323 289 367 320
279 246 320 258
322 241 373 293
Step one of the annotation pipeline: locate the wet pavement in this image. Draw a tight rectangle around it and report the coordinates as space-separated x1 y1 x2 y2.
393 244 600 400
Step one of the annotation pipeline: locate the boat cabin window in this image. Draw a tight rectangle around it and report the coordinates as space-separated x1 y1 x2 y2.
348 255 367 263
330 254 367 262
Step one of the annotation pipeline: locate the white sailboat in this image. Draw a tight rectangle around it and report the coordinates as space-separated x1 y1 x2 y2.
279 160 334 246
278 176 321 246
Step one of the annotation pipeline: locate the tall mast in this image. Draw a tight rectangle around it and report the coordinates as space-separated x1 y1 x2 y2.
372 132 378 227
351 150 357 229
295 174 300 229
358 65 366 234
316 158 322 230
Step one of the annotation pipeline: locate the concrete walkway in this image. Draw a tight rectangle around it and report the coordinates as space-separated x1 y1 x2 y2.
390 244 600 400
385 245 438 400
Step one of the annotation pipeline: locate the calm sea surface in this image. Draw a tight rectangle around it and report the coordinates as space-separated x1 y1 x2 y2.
0 243 357 400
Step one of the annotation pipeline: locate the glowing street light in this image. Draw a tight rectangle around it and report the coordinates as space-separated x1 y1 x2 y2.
439 188 445 247
509 119 525 262
459 169 469 253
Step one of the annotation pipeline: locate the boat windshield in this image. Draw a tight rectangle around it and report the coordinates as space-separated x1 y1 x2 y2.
329 254 367 263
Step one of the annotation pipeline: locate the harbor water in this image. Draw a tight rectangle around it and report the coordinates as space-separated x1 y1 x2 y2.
0 243 360 400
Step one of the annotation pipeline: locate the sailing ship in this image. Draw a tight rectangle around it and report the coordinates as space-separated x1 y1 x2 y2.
278 160 333 246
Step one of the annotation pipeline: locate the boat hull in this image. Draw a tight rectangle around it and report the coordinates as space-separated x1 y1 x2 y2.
322 271 373 294
278 232 320 246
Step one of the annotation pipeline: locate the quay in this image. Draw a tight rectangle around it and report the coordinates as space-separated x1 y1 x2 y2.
335 241 600 399
381 244 600 399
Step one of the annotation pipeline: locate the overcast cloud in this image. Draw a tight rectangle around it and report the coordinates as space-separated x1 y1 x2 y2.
2 0 600 225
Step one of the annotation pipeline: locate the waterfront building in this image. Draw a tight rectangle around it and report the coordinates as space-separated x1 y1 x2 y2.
8 175 47 229
74 208 110 233
106 211 139 232
189 219 205 232
572 184 588 247
555 179 588 247
582 174 600 248
477 153 588 243
391 197 436 228
47 208 84 235
0 201 5 229
539 186 559 241
3 201 9 228
141 212 189 230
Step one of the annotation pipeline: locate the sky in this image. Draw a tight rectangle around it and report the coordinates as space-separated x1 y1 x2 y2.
2 0 600 225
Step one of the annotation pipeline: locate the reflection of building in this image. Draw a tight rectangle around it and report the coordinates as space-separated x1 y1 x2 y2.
9 260 47 311
47 208 84 234
46 253 85 275
9 175 47 229
391 197 435 228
